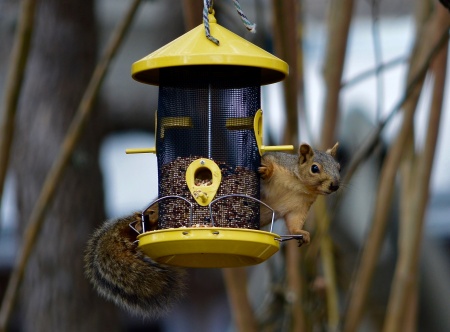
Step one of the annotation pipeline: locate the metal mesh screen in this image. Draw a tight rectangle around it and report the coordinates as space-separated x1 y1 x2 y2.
156 66 261 229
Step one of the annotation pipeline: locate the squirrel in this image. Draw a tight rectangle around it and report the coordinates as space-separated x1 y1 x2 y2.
84 210 186 319
84 142 340 318
258 142 340 245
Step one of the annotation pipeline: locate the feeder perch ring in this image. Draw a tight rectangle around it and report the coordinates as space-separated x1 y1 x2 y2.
137 227 280 268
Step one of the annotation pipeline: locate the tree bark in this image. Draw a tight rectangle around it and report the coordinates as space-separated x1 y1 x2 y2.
12 0 120 330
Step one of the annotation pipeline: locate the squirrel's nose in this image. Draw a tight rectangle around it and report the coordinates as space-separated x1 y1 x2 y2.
329 183 340 192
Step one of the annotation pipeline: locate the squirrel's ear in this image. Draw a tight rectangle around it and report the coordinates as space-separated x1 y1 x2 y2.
327 142 339 157
299 143 314 164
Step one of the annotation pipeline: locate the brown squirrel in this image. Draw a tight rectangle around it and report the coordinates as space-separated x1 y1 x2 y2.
258 142 340 244
84 210 186 319
84 142 340 318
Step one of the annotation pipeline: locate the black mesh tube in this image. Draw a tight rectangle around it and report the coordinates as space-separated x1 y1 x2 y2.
156 66 261 229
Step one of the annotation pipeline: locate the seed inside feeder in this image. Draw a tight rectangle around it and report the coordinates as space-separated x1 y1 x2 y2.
194 167 213 186
158 156 260 229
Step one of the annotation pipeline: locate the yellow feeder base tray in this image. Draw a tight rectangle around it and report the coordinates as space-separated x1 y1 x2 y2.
137 227 280 268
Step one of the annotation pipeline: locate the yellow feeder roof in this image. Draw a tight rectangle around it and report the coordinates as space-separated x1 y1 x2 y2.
131 14 288 86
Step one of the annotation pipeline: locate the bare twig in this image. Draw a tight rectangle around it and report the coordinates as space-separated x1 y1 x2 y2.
342 27 449 184
370 0 384 121
316 0 355 330
343 7 449 331
272 0 300 144
314 197 340 331
0 0 37 215
320 0 355 149
383 7 449 331
285 240 306 331
342 68 418 332
0 1 142 329
341 56 407 89
223 268 258 332
271 1 307 330
181 0 203 30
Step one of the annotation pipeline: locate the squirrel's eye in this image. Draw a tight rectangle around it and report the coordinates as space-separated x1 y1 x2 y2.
311 164 320 174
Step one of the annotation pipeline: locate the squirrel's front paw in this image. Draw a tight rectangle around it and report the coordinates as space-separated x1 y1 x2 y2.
258 164 273 180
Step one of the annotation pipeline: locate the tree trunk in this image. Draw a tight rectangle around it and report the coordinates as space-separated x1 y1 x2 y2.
12 0 121 330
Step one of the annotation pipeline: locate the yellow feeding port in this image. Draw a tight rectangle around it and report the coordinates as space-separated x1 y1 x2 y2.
137 227 280 268
185 158 222 206
253 109 294 155
131 13 288 86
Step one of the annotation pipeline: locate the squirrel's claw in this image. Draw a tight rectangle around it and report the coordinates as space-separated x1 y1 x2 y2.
258 164 273 180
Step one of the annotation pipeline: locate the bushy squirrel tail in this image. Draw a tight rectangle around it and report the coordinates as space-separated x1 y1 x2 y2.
84 214 186 318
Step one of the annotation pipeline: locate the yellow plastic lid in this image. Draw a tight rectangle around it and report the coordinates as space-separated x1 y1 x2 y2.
131 14 288 86
137 227 280 268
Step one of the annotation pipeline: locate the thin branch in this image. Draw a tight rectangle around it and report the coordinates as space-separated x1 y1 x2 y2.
320 0 355 149
383 7 449 331
342 64 418 332
0 1 142 329
223 268 258 332
343 9 449 332
296 2 311 143
0 0 37 216
181 0 203 30
370 0 384 121
285 240 306 331
272 0 300 144
272 1 306 330
342 27 449 184
317 0 355 330
341 56 407 89
313 197 340 331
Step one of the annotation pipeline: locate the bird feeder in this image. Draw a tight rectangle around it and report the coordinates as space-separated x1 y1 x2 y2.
127 12 293 268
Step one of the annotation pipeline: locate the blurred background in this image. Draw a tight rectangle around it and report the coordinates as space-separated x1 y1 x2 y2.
0 0 449 331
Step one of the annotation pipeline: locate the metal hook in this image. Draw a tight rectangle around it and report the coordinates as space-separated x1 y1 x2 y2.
275 235 305 247
207 0 214 13
129 219 141 235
